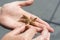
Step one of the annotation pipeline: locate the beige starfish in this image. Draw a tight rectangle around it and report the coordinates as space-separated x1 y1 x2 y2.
18 15 37 26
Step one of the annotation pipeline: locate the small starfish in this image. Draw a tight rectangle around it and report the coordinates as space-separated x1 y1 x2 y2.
18 15 37 26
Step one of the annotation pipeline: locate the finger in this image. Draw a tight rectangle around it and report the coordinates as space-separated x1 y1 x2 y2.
33 28 50 40
41 30 50 40
11 0 34 7
7 25 26 36
27 25 42 32
44 33 50 40
36 18 54 32
20 27 37 40
34 33 50 40
20 0 34 7
31 21 46 28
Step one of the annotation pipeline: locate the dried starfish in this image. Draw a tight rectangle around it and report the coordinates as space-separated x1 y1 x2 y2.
18 15 37 26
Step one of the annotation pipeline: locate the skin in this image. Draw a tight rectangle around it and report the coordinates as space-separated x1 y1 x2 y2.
0 0 54 32
1 26 50 40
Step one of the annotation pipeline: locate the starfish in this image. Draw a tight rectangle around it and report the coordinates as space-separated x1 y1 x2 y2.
18 15 37 26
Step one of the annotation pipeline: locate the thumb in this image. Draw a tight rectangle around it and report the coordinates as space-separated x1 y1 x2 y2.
11 0 34 7
7 25 26 36
19 0 34 7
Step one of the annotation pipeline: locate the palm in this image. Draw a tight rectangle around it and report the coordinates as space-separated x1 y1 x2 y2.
0 0 34 29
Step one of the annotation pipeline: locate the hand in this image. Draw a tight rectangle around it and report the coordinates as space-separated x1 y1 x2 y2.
0 0 54 32
1 26 50 40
